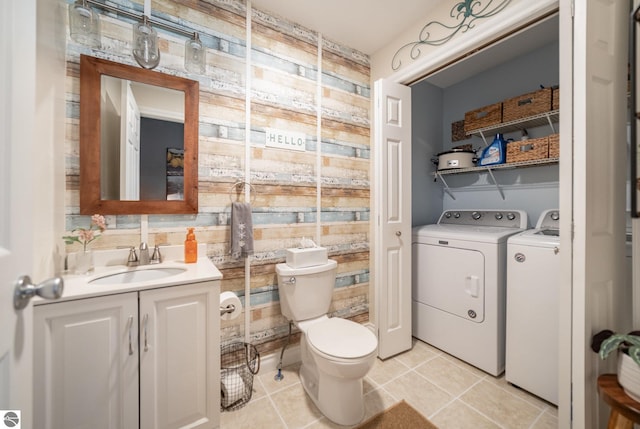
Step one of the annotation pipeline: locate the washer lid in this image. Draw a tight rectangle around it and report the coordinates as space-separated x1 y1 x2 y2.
306 318 377 359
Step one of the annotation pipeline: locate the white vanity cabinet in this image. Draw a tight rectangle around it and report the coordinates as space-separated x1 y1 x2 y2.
34 281 220 429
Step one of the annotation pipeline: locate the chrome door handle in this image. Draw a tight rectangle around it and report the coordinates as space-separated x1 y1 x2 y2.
13 275 64 310
143 313 149 352
128 316 134 355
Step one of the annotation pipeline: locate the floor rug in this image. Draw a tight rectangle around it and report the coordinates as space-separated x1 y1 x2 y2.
355 400 438 429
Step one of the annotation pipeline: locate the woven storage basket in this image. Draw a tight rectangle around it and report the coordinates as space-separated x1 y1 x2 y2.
548 133 559 158
552 87 559 110
506 136 549 163
464 102 502 133
503 88 552 122
451 119 467 141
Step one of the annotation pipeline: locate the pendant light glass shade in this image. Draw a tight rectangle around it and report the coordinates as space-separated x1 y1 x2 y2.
68 0 101 48
132 15 160 70
185 33 206 74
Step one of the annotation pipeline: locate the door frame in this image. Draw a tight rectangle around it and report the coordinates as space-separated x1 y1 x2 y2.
371 0 567 421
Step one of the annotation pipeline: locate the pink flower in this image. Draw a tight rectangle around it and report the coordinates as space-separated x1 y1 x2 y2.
77 229 95 243
91 214 106 231
63 214 107 251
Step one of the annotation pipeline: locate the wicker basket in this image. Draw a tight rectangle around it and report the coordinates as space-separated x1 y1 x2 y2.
506 136 549 163
451 119 467 141
548 133 559 158
464 102 502 133
552 87 559 110
503 88 553 122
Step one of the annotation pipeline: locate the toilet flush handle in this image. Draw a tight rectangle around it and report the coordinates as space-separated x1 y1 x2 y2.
282 277 296 284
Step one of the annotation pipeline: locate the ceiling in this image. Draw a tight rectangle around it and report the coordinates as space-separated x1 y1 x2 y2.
248 1 559 88
249 0 442 55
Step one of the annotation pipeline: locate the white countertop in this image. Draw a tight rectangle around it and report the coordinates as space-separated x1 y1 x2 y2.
35 245 223 305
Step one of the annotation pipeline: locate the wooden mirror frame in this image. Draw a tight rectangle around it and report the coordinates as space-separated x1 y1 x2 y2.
79 55 199 214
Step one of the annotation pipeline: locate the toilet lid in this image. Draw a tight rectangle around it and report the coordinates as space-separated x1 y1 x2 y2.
306 318 377 359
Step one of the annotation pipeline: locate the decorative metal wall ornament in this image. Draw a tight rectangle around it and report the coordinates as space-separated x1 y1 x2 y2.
391 0 512 71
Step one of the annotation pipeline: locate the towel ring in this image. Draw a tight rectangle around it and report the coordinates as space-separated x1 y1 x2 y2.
229 180 256 204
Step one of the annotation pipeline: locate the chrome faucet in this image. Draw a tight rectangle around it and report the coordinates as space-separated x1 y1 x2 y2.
150 244 162 264
126 247 139 267
139 242 150 265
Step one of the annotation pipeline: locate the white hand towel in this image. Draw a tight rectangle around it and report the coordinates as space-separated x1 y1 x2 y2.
231 202 254 259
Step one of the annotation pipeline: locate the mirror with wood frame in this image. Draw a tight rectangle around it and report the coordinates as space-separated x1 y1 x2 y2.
79 54 199 214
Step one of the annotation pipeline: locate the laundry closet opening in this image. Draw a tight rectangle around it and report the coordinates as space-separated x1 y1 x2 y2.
406 7 561 392
410 12 559 226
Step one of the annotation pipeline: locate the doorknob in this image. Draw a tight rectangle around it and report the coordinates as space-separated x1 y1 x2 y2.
396 231 402 236
13 275 64 310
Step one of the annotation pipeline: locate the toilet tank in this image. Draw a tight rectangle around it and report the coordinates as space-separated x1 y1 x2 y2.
276 259 337 322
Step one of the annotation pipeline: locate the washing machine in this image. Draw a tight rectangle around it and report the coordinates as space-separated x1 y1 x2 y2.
505 209 560 405
412 209 528 376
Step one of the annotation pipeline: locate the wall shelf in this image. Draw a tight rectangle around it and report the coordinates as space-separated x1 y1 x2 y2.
434 109 560 200
466 110 559 143
433 158 559 201
433 157 559 176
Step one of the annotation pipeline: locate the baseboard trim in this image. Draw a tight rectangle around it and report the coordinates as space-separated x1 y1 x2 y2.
257 344 301 375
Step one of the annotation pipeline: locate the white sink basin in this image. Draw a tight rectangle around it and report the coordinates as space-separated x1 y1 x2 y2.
89 267 187 285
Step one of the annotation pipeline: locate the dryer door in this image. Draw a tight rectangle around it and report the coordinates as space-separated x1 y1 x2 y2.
412 243 485 322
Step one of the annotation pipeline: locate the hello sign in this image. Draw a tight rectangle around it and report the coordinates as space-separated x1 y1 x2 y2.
265 128 307 152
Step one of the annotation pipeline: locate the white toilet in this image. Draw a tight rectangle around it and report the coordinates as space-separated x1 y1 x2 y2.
276 259 378 426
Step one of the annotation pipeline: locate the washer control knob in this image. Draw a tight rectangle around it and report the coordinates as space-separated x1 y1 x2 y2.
444 212 452 218
495 213 503 220
472 211 482 220
453 212 461 219
551 211 560 221
507 212 516 221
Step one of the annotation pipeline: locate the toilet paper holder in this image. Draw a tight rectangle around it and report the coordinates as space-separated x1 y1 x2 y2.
220 304 236 316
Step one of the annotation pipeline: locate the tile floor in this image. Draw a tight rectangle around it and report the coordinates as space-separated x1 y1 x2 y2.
220 338 558 429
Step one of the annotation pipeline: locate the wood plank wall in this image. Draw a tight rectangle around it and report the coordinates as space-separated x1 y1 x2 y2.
64 0 371 356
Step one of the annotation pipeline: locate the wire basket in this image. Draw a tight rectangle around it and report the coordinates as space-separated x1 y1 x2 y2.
220 342 260 411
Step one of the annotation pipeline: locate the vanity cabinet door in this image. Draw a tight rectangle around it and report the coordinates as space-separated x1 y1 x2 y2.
34 292 139 429
139 282 218 429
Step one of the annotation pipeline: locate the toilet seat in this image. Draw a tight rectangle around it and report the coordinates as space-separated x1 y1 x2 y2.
306 318 377 360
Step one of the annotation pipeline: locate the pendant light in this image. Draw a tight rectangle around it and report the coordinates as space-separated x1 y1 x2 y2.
68 0 100 48
68 0 208 76
185 32 206 74
132 15 160 70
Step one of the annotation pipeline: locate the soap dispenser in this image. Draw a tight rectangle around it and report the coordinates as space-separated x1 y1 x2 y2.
184 227 198 263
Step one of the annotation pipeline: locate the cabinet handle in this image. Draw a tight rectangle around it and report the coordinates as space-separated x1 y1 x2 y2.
127 315 134 355
143 313 149 352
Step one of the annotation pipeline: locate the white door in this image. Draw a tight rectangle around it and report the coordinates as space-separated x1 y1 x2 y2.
0 0 37 425
566 0 629 427
373 79 412 359
33 294 139 429
121 80 141 200
139 283 218 429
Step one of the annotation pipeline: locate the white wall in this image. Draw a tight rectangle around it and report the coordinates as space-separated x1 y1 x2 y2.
35 0 67 279
411 81 443 226
370 0 558 82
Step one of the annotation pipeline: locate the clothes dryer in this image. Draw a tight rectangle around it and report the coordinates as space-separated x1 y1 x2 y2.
505 209 560 405
412 209 528 376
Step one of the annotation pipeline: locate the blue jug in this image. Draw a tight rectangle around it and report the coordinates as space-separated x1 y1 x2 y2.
479 133 507 166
